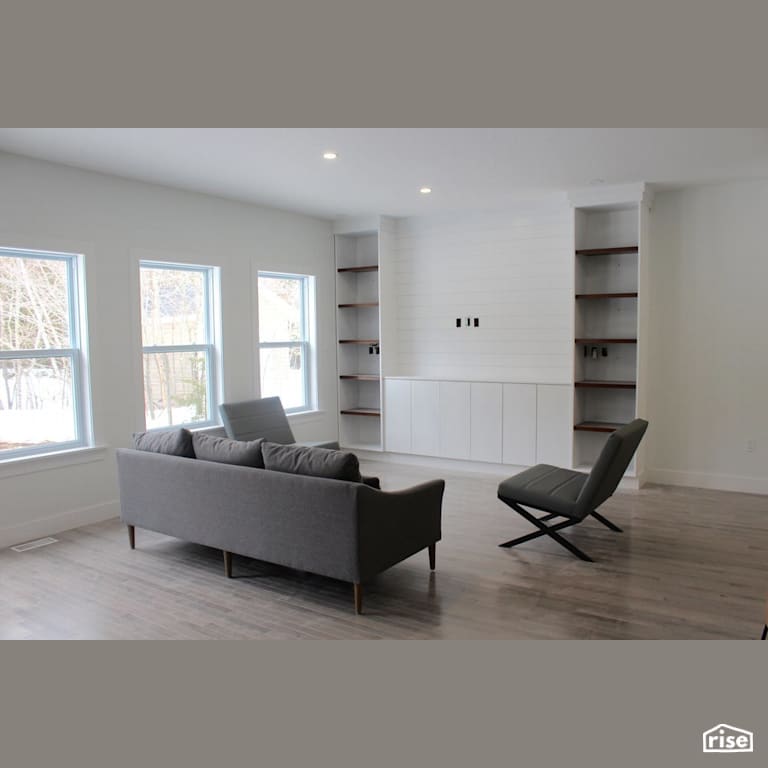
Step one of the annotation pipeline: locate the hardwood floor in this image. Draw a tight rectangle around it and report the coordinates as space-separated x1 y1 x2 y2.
1 460 767 639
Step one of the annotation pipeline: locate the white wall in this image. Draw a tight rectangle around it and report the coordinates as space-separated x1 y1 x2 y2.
647 181 768 494
388 204 573 383
388 184 768 495
0 152 335 547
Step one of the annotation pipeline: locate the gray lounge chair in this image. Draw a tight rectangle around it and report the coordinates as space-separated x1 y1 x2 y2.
497 419 648 561
219 396 340 449
219 396 380 488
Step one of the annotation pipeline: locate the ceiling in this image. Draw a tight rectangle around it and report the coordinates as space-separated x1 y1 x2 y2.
0 128 767 219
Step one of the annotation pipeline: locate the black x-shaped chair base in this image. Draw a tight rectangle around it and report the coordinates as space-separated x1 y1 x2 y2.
498 501 622 562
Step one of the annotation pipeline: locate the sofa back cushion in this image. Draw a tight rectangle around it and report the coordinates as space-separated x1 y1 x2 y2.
261 441 362 482
132 428 195 458
192 432 264 468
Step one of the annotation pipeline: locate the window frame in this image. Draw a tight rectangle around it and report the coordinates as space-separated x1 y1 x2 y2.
139 260 218 431
257 271 313 415
0 246 89 460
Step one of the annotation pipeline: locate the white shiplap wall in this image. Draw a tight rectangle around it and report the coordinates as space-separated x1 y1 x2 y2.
388 204 573 383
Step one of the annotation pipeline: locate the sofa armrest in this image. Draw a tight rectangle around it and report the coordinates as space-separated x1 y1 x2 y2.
355 479 445 581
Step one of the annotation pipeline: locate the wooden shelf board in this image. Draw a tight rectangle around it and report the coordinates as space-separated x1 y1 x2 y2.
575 338 637 344
339 339 379 345
340 408 381 417
574 421 626 433
337 265 379 273
575 246 638 256
338 302 379 308
575 380 637 389
340 374 381 381
575 292 638 300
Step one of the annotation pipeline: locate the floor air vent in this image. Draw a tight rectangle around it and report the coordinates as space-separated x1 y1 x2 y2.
11 537 59 552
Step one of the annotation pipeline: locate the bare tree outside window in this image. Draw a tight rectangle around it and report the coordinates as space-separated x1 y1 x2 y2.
139 262 217 430
0 249 86 457
257 272 312 412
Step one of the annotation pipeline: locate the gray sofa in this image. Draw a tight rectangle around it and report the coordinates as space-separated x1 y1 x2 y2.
116 448 444 613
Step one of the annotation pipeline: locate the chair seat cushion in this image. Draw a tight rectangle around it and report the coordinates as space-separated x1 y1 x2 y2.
498 465 589 519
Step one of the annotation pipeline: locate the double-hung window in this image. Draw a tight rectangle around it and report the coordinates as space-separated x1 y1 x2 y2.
139 261 218 429
0 247 89 458
257 272 314 413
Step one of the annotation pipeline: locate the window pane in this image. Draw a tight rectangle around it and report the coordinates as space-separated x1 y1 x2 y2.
140 267 207 346
259 345 306 410
0 356 76 452
143 350 209 428
0 256 71 351
258 276 304 342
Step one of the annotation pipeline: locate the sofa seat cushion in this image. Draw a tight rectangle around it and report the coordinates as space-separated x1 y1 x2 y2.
192 432 264 468
497 464 589 519
261 441 362 483
133 428 194 458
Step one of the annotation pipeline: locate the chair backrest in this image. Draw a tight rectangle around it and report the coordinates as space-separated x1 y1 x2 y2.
219 397 296 444
576 419 648 515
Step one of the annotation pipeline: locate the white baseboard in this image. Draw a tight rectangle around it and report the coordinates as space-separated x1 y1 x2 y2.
646 468 768 496
355 449 525 478
0 499 120 550
356 450 642 490
361 452 764 496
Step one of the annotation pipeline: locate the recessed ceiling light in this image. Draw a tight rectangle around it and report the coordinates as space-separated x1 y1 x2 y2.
420 187 432 194
323 151 338 160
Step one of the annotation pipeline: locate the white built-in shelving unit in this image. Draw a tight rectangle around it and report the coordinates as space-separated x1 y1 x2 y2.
335 188 650 487
334 219 385 451
570 183 652 482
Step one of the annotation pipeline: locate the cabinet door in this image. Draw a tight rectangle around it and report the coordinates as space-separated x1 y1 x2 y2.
412 380 440 456
384 379 411 453
536 384 572 467
438 382 471 459
502 383 537 466
470 382 502 463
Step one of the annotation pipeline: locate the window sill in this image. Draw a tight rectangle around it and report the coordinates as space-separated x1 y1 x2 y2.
0 445 109 480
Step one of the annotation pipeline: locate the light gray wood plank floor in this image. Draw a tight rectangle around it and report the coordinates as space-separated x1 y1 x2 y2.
2 460 767 639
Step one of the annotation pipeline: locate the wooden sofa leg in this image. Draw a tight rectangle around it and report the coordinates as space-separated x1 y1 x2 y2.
127 525 135 550
353 583 363 614
428 543 436 570
223 550 233 578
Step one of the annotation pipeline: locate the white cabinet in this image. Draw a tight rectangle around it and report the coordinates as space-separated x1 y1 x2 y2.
411 380 440 456
384 379 411 453
536 384 572 467
470 383 502 463
438 382 471 459
382 378 572 468
502 383 537 466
